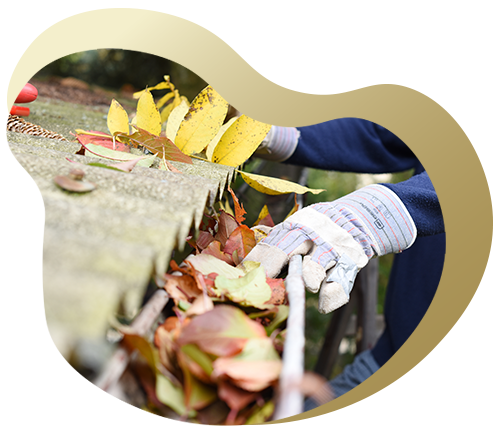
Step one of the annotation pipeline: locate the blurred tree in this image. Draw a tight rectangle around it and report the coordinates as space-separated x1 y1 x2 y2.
34 49 206 101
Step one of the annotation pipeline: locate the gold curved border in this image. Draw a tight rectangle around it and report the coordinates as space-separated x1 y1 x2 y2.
6 8 493 424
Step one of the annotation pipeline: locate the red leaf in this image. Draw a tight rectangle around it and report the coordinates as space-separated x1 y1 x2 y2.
223 225 256 262
228 188 246 224
196 231 215 251
202 272 218 290
218 381 259 413
201 241 234 265
257 213 275 228
117 127 193 164
264 278 286 306
176 305 267 357
214 211 239 247
75 131 131 152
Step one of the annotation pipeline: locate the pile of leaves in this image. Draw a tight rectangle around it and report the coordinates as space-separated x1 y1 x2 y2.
117 191 296 424
69 76 330 423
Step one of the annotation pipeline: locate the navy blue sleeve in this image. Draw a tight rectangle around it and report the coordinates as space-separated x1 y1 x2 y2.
286 118 444 236
382 172 444 236
288 118 421 173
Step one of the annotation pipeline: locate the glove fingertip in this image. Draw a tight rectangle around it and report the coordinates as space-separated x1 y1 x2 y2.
302 257 326 294
318 281 349 314
243 242 288 278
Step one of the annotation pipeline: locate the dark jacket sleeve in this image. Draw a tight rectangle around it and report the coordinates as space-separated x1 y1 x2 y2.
289 118 421 173
286 119 444 236
382 172 444 236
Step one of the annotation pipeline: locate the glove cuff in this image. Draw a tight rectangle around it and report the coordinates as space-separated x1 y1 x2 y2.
334 184 417 256
255 126 300 162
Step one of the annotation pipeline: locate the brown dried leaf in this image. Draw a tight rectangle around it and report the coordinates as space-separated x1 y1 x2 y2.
53 175 96 193
163 273 201 304
214 211 239 247
218 381 259 412
196 231 215 251
201 241 234 265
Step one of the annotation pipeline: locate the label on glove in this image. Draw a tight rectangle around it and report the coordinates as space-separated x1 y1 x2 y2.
334 184 417 256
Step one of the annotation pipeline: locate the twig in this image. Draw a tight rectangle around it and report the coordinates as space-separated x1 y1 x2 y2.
94 289 169 391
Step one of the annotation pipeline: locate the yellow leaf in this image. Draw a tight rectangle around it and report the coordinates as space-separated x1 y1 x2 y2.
166 99 190 142
136 89 162 136
107 99 129 136
206 117 237 161
156 91 175 110
238 170 326 195
211 115 271 167
223 198 234 217
160 90 181 124
175 85 228 155
253 205 271 226
133 82 169 99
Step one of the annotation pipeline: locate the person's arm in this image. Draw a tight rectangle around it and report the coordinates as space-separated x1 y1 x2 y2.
244 171 444 314
382 171 444 236
258 118 421 173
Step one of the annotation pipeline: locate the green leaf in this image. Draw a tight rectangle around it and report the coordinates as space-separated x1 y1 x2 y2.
265 305 289 335
181 344 214 376
83 143 157 168
214 266 274 309
87 162 127 172
245 401 275 425
156 374 193 417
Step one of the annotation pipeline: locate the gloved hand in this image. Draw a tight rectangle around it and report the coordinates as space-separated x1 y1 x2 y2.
244 184 417 313
10 83 38 116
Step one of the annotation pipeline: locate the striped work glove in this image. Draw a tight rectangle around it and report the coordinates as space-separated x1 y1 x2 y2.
244 185 417 314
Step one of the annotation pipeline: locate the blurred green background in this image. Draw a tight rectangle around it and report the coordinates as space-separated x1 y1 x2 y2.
33 49 414 379
33 49 207 102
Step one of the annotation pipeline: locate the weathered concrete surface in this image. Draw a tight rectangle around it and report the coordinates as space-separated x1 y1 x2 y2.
6 98 235 362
